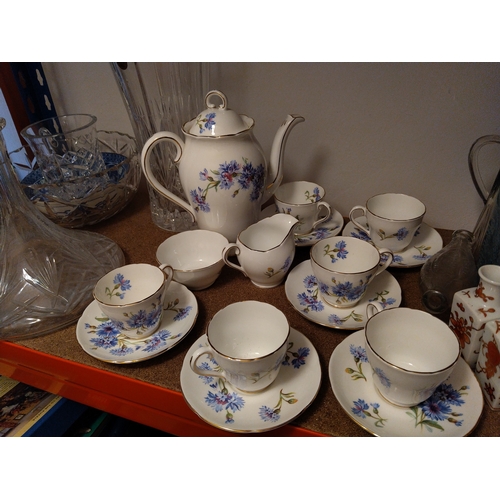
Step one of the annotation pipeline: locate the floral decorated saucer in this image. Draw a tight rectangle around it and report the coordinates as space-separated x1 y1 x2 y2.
76 281 198 364
285 260 401 330
260 205 344 246
180 328 321 433
343 217 443 268
329 329 483 436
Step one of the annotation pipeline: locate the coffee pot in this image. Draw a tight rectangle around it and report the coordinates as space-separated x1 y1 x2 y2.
141 90 304 241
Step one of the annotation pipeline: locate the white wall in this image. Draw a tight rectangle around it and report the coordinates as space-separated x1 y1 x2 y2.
42 62 500 231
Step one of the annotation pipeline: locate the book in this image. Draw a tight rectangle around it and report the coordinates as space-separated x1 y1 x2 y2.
8 394 62 437
0 376 50 437
0 375 89 437
22 397 88 437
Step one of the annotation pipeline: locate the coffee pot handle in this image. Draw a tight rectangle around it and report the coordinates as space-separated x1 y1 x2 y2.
141 131 197 222
468 134 500 203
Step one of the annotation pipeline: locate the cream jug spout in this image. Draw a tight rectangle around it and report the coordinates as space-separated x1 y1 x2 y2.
253 213 299 250
263 114 305 204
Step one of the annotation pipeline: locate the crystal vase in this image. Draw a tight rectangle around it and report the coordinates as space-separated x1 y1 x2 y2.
111 62 209 232
0 117 125 340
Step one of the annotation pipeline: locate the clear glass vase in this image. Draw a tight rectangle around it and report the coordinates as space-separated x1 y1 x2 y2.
0 117 125 340
111 62 209 232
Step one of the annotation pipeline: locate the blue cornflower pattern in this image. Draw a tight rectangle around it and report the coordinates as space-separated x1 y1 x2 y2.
352 398 370 417
196 112 216 134
282 343 310 369
259 390 297 423
345 344 368 381
105 273 131 299
396 227 409 241
259 406 281 422
114 273 131 291
190 158 265 213
407 382 468 432
350 229 371 242
350 344 368 363
291 347 310 369
323 240 348 263
351 399 387 427
90 325 119 349
190 187 210 213
374 367 391 388
298 275 324 312
173 306 193 321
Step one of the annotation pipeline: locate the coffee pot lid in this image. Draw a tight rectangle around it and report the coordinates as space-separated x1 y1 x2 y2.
185 90 252 137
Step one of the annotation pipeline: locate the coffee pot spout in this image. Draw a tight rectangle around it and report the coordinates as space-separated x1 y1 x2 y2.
263 114 305 204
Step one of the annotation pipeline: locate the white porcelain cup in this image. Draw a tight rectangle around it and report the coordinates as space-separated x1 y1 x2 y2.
274 181 332 235
310 236 393 308
156 229 229 290
93 263 173 339
222 213 298 288
364 306 460 407
189 301 290 392
349 193 426 252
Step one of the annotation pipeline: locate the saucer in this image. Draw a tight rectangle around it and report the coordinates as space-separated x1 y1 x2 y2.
76 281 198 364
260 205 344 246
180 327 321 433
342 217 443 268
329 329 483 436
285 260 401 330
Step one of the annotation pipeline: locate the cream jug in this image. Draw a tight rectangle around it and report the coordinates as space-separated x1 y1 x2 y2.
222 213 298 288
141 90 304 241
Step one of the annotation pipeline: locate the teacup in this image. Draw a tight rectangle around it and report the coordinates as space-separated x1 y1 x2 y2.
365 306 460 407
222 213 298 288
310 236 393 308
274 181 332 235
349 193 426 252
93 263 173 339
189 301 290 392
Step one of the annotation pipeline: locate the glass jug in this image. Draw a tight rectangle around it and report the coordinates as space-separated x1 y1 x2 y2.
469 135 500 268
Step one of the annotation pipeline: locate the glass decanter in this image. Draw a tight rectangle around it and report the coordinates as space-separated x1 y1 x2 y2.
420 229 478 316
0 117 125 340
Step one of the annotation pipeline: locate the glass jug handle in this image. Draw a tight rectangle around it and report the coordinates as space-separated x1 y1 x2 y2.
468 134 500 202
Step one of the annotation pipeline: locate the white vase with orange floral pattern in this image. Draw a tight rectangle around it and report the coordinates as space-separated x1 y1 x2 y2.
449 265 500 368
475 319 500 409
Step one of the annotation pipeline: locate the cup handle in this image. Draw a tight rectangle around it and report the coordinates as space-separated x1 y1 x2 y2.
222 244 247 277
374 248 394 276
366 302 383 319
311 201 332 231
159 264 174 290
349 205 368 233
190 345 226 381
